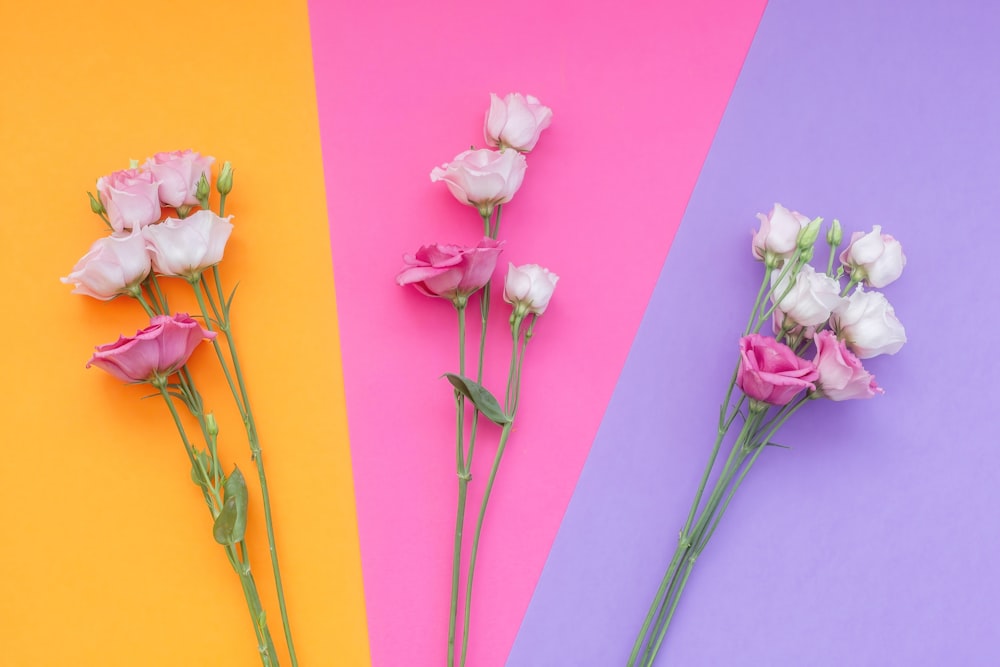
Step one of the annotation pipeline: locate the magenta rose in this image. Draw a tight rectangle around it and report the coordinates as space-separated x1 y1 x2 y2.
812 331 882 401
736 334 818 406
430 148 527 218
485 93 553 153
87 313 217 384
61 230 151 300
96 168 163 232
145 150 215 208
839 225 906 288
503 263 559 316
752 203 810 266
143 210 234 279
396 238 503 303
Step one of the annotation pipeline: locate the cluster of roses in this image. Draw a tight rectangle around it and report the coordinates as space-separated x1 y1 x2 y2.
62 152 296 666
61 150 232 378
738 203 907 407
395 93 557 667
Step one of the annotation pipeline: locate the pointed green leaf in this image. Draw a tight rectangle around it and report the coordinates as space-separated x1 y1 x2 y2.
443 373 510 425
212 466 249 545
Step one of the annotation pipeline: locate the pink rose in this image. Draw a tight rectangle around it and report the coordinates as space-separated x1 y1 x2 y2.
771 264 843 328
430 148 527 218
61 230 151 300
484 93 553 153
737 334 818 406
503 263 559 316
87 313 216 384
144 150 215 208
752 203 810 265
831 287 906 359
839 225 906 288
96 168 163 232
143 210 234 280
812 331 882 401
396 238 503 303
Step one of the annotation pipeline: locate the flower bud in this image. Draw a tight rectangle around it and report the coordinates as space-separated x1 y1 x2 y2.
88 191 106 215
217 161 234 196
826 218 843 247
796 217 823 251
195 172 211 206
205 412 219 437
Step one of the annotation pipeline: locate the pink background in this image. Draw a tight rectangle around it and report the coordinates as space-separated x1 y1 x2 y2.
308 1 766 664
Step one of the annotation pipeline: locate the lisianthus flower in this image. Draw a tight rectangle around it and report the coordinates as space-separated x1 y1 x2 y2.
396 238 503 304
484 93 553 153
503 263 559 316
430 148 527 218
736 334 818 406
87 313 216 384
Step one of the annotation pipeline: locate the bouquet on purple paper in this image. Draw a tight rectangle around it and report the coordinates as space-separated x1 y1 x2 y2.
395 93 557 667
628 205 907 665
61 152 299 667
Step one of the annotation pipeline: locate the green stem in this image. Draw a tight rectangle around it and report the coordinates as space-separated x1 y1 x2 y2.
203 268 299 667
448 302 468 667
148 272 170 314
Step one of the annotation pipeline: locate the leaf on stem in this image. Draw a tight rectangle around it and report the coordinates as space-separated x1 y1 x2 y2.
213 466 249 545
443 373 510 425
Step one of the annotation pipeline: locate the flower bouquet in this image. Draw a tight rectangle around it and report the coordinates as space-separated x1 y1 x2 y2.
628 204 907 665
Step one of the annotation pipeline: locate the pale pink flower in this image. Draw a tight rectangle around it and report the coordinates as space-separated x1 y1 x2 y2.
145 150 215 208
396 238 503 302
87 313 216 384
61 230 151 300
96 168 162 232
143 211 234 280
771 264 843 328
503 263 559 316
485 93 553 153
839 226 906 288
737 334 818 406
430 148 527 218
812 331 882 401
752 203 810 265
831 287 906 358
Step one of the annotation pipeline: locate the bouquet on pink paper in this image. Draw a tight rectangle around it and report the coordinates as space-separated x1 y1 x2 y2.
628 205 907 665
396 92 557 667
62 153 298 667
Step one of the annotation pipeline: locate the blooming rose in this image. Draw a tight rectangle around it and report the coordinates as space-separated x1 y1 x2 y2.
484 93 553 152
145 150 215 208
143 210 234 280
752 203 810 265
771 264 843 329
430 148 527 218
96 168 162 232
812 331 882 400
396 238 503 303
839 225 906 288
503 263 559 316
830 287 906 358
87 313 216 383
61 230 151 300
737 334 818 406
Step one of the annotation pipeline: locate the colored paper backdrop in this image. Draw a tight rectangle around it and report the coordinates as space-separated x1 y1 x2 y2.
307 0 765 665
0 2 368 665
509 0 1000 664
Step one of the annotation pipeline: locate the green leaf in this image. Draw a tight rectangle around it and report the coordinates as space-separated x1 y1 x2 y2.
443 373 510 425
212 466 249 545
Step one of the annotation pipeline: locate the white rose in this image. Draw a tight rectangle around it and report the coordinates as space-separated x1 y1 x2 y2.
831 287 907 358
839 225 906 288
771 264 843 328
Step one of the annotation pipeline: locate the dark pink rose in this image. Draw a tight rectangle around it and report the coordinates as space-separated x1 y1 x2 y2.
396 238 503 302
144 150 215 208
812 331 882 401
737 334 818 406
96 168 162 233
87 313 217 384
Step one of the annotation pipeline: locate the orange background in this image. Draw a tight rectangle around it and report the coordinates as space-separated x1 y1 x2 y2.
0 1 370 665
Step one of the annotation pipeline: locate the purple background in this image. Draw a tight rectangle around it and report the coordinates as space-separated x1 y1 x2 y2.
509 1 1000 665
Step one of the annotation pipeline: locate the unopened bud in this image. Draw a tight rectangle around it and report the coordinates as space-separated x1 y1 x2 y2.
796 217 823 251
826 218 843 247
216 161 234 196
205 412 219 437
195 173 211 203
88 191 105 215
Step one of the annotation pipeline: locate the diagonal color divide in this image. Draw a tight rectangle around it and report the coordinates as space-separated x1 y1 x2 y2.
508 0 1000 664
308 0 766 664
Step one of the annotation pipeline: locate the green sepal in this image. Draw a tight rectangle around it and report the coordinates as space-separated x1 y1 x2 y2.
190 449 214 487
212 466 249 545
443 373 510 425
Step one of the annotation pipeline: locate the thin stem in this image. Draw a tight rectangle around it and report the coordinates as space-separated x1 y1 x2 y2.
448 302 469 667
148 272 170 314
